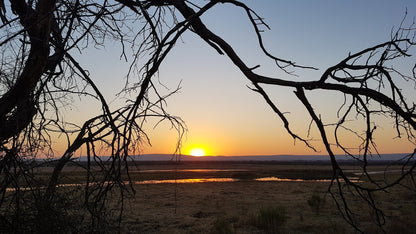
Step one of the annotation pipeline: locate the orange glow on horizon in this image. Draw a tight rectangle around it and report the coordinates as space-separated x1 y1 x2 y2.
189 148 206 157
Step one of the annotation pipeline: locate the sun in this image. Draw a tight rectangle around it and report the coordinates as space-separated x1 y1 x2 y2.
189 148 206 157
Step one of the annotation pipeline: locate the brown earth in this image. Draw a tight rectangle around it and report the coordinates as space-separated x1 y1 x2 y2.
107 163 416 233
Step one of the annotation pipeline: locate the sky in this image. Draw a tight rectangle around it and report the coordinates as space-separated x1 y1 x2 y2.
68 0 416 157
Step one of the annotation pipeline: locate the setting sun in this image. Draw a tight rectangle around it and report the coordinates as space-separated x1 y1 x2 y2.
189 148 206 157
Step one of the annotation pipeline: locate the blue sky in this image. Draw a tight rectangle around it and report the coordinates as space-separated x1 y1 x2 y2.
72 1 416 156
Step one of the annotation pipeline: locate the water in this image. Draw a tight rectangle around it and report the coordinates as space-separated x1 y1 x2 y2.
5 176 336 191
135 177 339 184
135 178 236 184
134 169 248 173
10 167 389 191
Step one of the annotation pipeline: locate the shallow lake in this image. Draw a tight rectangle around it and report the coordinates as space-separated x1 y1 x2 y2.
134 177 335 184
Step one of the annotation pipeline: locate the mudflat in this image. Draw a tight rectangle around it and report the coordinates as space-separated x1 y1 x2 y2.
20 161 415 233
104 162 415 233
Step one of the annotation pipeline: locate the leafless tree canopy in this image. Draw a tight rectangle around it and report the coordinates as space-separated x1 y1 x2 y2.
0 0 415 232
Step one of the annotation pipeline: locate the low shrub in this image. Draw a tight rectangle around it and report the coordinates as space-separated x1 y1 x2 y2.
307 193 325 214
256 205 287 233
211 217 234 234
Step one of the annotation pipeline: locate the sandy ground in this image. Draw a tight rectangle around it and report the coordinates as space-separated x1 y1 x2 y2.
31 162 416 233
119 178 415 233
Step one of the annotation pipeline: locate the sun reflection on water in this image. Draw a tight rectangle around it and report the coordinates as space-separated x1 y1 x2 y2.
135 178 236 184
5 176 363 191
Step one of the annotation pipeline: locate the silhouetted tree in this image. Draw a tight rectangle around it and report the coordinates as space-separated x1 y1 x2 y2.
0 0 414 232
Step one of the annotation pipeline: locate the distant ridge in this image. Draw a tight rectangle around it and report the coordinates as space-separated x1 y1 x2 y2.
110 153 412 162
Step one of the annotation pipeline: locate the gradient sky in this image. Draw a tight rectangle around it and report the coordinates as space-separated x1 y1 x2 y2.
69 1 416 156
